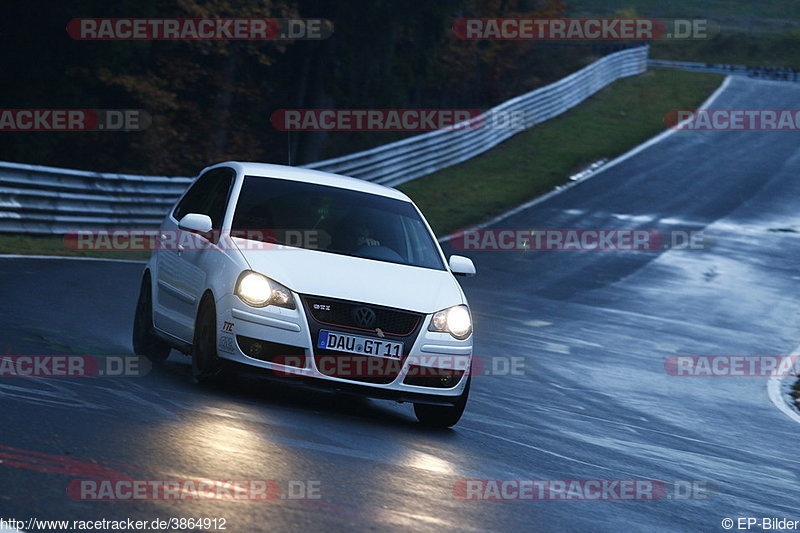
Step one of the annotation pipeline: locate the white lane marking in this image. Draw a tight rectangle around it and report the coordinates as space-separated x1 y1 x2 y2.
524 320 552 327
439 75 733 243
0 254 145 264
767 343 800 424
610 213 656 223
543 342 570 354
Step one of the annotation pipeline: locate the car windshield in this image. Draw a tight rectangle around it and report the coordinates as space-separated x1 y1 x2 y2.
232 176 445 270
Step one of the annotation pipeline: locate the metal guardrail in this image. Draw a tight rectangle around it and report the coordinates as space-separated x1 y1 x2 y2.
1 46 649 234
649 58 800 82
305 46 649 186
0 161 192 234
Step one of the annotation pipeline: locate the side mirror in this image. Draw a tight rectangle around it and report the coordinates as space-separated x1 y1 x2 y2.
178 213 213 237
449 255 476 277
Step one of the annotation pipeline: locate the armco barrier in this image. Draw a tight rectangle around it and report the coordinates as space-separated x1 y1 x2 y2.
304 46 648 186
0 46 648 234
0 161 192 234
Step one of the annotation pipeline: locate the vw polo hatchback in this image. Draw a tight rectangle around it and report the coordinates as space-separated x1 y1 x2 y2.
133 162 476 427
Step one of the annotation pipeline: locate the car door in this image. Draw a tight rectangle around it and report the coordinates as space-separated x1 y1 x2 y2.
153 168 234 342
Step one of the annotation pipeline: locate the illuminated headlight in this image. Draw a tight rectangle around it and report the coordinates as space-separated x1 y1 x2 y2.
235 271 296 310
428 304 472 340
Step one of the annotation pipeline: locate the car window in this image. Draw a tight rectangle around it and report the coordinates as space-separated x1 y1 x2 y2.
232 176 445 270
173 168 234 229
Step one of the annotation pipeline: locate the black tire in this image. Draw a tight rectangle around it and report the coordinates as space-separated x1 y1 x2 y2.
192 295 226 384
413 375 471 428
132 272 171 362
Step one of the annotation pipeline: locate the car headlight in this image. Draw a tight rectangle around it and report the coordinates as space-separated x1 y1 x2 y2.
428 304 472 340
235 271 296 309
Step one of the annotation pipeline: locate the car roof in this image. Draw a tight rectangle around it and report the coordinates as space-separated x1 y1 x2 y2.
203 161 412 202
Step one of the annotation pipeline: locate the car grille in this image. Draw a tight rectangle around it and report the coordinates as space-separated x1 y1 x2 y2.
301 295 426 385
302 296 422 337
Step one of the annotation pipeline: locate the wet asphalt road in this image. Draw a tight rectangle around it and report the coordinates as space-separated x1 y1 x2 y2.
1 76 800 532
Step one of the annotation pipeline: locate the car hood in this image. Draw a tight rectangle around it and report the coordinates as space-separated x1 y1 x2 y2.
232 238 464 314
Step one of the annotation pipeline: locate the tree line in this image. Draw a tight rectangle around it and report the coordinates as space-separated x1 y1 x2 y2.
0 0 600 176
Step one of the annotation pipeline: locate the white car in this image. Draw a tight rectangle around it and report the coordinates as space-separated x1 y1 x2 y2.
133 162 476 427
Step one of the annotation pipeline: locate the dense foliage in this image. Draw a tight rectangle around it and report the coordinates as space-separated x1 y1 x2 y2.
0 0 602 175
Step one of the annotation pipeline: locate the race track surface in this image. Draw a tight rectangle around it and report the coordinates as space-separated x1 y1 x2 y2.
1 76 800 532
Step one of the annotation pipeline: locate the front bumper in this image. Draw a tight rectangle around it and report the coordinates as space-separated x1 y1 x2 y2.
214 293 472 403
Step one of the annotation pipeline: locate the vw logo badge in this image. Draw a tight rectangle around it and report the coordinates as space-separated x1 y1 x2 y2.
352 306 377 328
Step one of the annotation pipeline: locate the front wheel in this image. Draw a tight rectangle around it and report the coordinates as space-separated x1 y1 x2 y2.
414 375 471 428
192 296 227 384
132 272 171 362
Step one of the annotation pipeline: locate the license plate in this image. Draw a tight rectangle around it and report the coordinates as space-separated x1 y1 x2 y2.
317 330 402 359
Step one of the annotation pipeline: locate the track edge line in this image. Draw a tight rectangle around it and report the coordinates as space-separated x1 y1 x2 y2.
767 344 800 425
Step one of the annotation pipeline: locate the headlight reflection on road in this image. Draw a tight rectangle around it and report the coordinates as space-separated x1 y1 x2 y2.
163 409 297 482
402 449 455 474
371 451 461 530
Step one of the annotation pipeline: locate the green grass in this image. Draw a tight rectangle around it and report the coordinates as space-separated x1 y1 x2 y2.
399 69 722 236
0 234 150 260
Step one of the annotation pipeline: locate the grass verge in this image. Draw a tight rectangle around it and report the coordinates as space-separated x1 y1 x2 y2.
399 69 723 236
0 234 150 260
